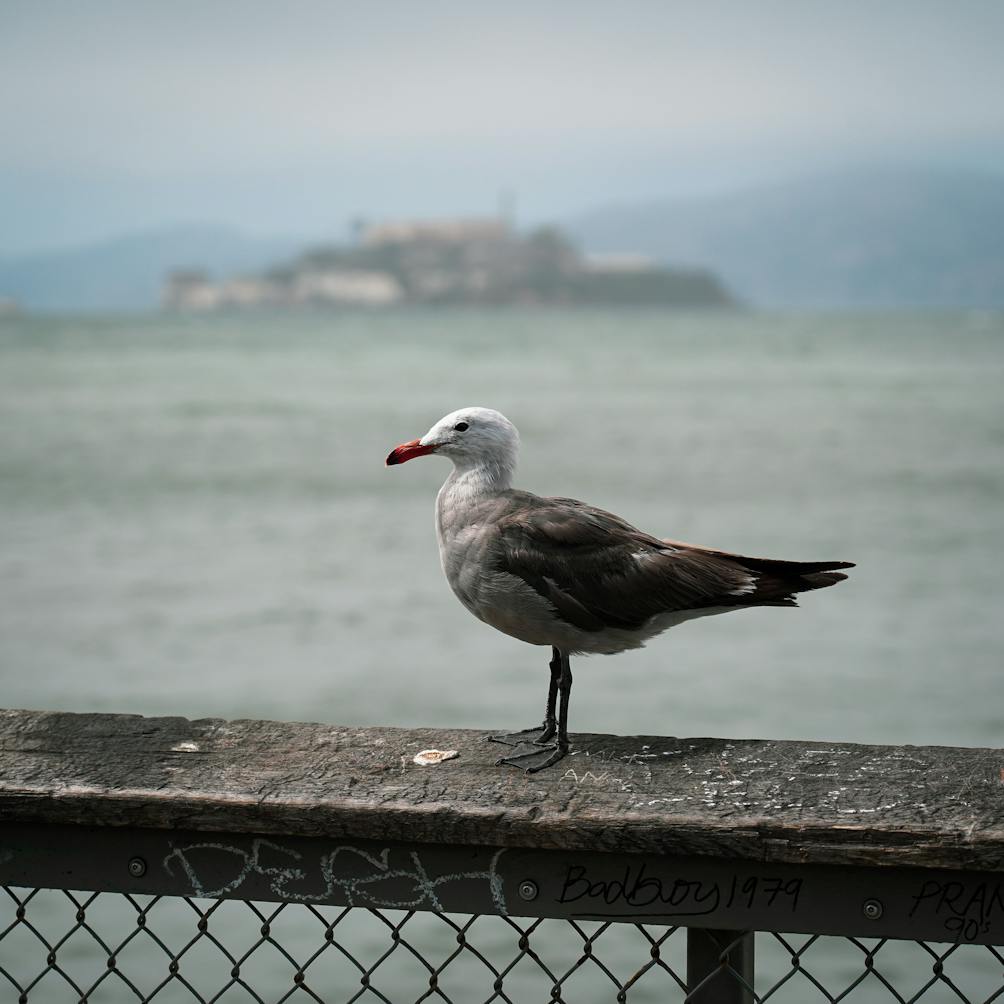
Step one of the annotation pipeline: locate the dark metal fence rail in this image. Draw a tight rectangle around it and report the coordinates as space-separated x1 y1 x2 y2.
2 709 1003 1002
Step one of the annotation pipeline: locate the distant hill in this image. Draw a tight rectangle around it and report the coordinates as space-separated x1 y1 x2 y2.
568 169 1004 308
0 226 303 313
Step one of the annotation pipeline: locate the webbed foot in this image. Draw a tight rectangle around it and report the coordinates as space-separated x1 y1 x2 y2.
495 740 569 773
486 722 557 747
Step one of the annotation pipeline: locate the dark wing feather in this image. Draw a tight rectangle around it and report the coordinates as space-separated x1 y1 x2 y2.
493 493 765 632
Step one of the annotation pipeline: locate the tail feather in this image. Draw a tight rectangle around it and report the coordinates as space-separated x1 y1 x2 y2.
733 556 855 577
737 558 853 605
661 538 854 607
801 569 850 589
710 554 854 606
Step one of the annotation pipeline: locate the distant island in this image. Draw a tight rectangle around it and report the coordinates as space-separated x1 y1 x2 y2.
3 168 1002 313
163 218 734 310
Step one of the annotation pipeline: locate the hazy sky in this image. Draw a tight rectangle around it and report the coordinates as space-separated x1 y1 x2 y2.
2 0 1003 253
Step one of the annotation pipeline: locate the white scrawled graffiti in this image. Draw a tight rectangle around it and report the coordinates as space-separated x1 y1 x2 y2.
163 839 509 915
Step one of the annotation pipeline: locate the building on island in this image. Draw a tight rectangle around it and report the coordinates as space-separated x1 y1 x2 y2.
361 218 508 247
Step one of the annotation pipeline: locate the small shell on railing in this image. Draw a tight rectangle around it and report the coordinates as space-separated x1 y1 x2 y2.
413 749 459 766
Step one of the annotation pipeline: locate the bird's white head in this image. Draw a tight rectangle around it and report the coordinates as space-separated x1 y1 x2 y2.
386 407 519 485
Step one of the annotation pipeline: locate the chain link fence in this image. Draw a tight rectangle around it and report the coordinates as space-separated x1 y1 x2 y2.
3 885 1003 1004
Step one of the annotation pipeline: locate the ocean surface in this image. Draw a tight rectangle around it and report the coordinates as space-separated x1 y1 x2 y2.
1 308 1003 1000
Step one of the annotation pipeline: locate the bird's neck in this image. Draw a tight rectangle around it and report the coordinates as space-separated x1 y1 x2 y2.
442 458 513 506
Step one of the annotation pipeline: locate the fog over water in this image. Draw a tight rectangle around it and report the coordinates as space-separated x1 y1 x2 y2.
4 1 1004 252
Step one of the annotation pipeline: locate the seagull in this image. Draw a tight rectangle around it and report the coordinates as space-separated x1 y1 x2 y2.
386 407 853 773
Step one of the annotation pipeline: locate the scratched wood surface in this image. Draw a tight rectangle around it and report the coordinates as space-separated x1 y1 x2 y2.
1 709 1001 871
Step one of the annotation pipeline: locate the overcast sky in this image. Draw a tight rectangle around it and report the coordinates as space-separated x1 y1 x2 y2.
2 0 1003 253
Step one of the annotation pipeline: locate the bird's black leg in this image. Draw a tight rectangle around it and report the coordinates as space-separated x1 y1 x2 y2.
495 650 572 773
487 647 560 747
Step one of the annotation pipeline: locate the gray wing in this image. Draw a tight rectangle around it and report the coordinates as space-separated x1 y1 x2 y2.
492 493 764 633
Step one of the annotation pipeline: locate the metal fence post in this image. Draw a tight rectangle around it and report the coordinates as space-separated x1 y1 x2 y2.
686 928 755 1003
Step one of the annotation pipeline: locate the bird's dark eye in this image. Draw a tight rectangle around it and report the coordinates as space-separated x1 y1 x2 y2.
454 421 469 432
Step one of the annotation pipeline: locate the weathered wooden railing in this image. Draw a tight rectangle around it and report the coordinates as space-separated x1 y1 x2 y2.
1 708 1002 1002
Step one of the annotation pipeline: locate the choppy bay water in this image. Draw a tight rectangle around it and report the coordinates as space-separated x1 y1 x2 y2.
1 308 1003 1000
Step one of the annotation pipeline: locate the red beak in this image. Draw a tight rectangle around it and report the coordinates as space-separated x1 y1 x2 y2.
385 438 437 466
